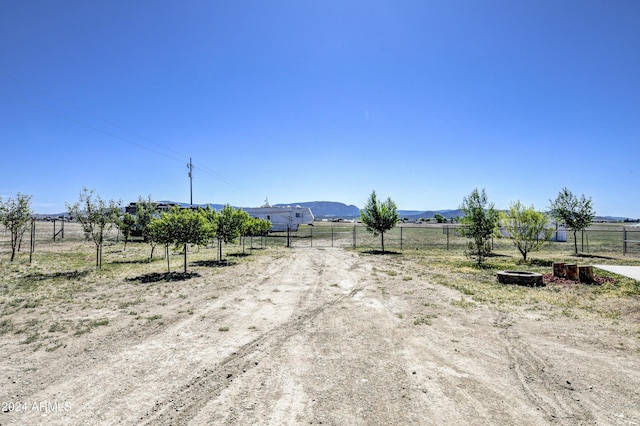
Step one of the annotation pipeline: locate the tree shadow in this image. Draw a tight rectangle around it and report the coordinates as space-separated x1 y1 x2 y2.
111 258 152 265
229 252 250 258
523 259 554 267
126 271 200 284
486 253 510 258
361 250 402 256
191 260 236 268
573 253 615 260
23 270 90 281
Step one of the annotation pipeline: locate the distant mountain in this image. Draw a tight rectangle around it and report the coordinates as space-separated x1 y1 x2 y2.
274 201 361 219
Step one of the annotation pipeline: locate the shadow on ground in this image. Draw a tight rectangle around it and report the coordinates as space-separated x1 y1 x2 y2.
23 270 91 281
126 271 200 283
191 260 236 268
361 250 402 256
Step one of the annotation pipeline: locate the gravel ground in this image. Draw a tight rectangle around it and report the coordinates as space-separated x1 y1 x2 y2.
1 248 639 425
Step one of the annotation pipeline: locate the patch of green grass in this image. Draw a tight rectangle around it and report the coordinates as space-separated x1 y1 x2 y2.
413 316 433 326
48 321 67 333
74 318 109 336
218 326 229 332
45 340 64 352
20 331 41 344
118 298 143 309
0 318 14 335
450 297 476 309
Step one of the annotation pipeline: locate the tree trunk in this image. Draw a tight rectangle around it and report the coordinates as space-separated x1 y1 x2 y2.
566 263 579 281
10 233 17 261
381 232 385 253
553 262 567 278
579 266 594 283
165 245 170 273
183 244 187 273
573 230 578 254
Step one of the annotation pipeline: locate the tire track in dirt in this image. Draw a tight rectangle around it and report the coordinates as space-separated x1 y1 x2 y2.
3 250 347 425
140 249 367 425
495 311 596 424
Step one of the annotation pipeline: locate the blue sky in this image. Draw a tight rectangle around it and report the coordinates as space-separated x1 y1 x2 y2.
1 1 639 217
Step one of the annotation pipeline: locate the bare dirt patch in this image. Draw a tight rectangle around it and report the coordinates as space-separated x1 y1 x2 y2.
1 247 639 425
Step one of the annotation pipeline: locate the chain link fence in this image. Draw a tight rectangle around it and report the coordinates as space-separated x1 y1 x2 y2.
1 220 639 258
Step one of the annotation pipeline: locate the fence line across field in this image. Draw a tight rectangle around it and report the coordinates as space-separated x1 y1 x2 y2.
1 220 639 258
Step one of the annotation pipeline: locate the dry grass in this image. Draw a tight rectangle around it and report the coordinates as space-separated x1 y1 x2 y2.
0 236 262 351
1 224 639 351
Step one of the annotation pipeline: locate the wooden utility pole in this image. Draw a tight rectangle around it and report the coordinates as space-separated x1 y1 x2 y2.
187 157 194 207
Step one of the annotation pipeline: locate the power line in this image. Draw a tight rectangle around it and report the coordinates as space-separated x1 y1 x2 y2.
0 90 185 164
0 71 261 198
0 71 186 160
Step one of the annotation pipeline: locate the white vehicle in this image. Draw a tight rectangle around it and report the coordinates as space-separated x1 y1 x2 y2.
242 200 314 232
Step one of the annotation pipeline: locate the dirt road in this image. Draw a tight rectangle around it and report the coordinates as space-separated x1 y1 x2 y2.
2 248 639 425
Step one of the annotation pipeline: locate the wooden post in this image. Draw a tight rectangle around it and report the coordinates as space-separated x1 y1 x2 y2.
553 262 567 278
579 266 594 284
566 264 579 281
446 226 450 251
353 225 356 249
29 219 35 264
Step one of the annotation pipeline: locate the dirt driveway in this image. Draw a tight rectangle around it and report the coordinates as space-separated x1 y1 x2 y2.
1 248 639 425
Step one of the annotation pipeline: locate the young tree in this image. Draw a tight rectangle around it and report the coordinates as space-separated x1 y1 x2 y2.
115 212 136 251
459 188 499 265
213 205 247 261
549 187 595 254
0 193 33 261
66 188 120 269
360 190 399 253
171 207 211 273
147 212 174 273
134 195 160 258
501 200 553 261
240 216 272 253
133 195 158 257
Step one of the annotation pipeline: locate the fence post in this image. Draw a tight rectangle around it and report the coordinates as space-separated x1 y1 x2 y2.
331 227 334 247
623 227 627 256
446 226 450 251
400 226 403 251
353 225 356 249
310 226 313 248
29 219 35 264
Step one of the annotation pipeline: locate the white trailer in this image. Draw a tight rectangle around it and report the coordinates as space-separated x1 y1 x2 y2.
242 204 314 232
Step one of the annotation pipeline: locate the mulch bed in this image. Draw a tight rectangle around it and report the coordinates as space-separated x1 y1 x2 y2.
542 273 616 287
